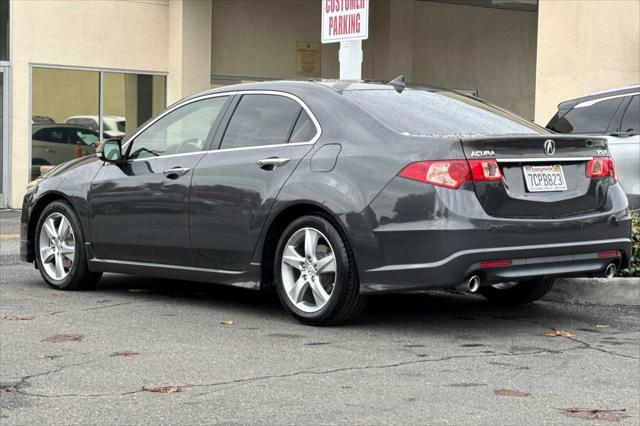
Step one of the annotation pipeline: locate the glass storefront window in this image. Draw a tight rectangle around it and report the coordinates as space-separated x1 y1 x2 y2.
30 68 166 180
0 0 8 62
103 72 166 138
31 68 99 180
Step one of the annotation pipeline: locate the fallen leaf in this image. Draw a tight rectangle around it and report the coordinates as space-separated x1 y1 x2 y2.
403 396 416 401
220 320 234 325
544 329 574 337
42 334 83 343
142 386 180 394
494 388 529 397
4 315 34 321
36 353 61 360
110 351 140 357
563 408 628 422
0 385 16 393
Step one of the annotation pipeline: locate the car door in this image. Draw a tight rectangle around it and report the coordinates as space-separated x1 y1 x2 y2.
190 92 320 271
89 94 231 265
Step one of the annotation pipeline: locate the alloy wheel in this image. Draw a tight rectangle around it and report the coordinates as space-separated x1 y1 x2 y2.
39 212 75 281
280 227 337 313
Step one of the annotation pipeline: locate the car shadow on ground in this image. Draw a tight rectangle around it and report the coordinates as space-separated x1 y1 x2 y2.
42 272 627 334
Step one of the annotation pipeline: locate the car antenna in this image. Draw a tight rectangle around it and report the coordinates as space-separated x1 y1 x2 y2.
388 75 406 93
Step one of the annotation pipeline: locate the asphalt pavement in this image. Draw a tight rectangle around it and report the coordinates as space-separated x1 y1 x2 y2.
1 209 639 425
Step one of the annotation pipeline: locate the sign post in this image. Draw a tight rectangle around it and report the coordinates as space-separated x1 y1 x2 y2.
321 0 369 80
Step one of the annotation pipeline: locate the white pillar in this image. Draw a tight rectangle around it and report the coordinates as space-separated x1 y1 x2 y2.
339 40 363 80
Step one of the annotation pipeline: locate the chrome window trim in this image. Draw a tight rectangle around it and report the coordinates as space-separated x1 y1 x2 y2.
497 157 593 163
574 92 640 109
121 90 322 162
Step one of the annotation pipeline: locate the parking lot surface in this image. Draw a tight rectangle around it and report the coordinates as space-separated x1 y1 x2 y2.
1 211 639 425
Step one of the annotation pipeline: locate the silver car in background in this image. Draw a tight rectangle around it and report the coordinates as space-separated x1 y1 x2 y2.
547 84 640 209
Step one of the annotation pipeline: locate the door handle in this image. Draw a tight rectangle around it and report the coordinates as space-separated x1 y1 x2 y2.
257 157 290 170
163 167 191 179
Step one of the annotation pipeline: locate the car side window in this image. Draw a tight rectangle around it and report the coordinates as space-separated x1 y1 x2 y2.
621 96 639 134
33 129 52 142
127 96 228 160
554 97 624 134
289 110 317 143
220 94 302 150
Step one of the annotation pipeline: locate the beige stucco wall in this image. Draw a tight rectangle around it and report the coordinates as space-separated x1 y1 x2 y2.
535 0 640 124
210 0 537 118
9 0 170 207
413 2 538 118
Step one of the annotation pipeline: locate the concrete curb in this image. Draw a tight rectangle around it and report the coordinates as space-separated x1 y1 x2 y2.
544 277 640 306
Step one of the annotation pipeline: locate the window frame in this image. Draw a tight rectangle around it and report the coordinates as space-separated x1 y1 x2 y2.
619 95 640 135
121 90 322 159
123 93 233 161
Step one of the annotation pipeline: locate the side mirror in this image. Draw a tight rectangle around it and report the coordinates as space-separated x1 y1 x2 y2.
96 139 123 163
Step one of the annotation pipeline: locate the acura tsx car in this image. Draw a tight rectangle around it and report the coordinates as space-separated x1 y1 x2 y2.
20 80 633 325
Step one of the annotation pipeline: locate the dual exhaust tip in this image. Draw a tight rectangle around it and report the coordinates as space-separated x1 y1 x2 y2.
458 263 616 293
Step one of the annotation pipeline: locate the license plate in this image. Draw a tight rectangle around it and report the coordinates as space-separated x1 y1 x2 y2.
523 165 567 192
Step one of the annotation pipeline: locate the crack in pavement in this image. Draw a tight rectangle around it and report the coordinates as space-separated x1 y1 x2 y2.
10 346 587 399
46 299 159 316
481 314 640 360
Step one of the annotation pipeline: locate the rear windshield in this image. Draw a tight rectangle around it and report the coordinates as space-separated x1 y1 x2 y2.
342 89 544 136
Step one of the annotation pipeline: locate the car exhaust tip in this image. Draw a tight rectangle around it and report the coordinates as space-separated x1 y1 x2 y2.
605 263 616 279
467 275 481 293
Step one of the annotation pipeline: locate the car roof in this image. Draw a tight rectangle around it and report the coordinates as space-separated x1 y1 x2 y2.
557 84 640 110
186 79 453 101
33 123 98 132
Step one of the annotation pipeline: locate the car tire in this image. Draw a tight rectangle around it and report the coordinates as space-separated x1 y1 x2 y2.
274 215 366 325
479 278 555 305
34 200 102 290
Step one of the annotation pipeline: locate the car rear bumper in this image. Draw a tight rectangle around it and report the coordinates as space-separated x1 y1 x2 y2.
360 238 632 293
357 177 633 294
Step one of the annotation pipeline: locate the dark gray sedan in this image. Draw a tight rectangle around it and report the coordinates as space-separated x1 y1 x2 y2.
20 80 633 325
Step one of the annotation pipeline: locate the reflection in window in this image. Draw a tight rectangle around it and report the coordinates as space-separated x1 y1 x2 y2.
128 96 227 160
103 72 166 138
0 0 8 62
31 68 166 180
31 68 99 180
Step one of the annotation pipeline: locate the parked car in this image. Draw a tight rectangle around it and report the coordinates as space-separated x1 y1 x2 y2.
64 115 126 139
547 85 639 209
21 80 632 325
32 115 55 124
31 124 99 180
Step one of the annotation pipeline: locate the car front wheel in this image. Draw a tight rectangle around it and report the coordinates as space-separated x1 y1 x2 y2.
274 215 366 325
34 201 102 290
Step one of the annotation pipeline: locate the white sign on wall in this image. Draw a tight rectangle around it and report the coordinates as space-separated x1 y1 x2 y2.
321 0 369 44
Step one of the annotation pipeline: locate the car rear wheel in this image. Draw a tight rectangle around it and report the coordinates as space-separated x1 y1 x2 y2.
35 201 102 290
479 278 555 305
274 215 366 325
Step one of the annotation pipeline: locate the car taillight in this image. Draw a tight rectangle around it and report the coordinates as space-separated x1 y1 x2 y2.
586 157 617 182
398 160 470 189
468 159 502 181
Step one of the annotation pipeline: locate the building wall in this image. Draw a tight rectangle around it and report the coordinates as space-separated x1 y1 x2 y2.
210 0 537 118
535 0 640 124
413 2 538 118
211 0 340 79
9 0 172 207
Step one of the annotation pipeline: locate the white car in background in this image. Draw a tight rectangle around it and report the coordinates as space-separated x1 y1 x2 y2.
64 115 126 140
547 84 640 210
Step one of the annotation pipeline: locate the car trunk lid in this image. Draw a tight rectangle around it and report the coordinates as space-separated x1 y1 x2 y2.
460 135 612 218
